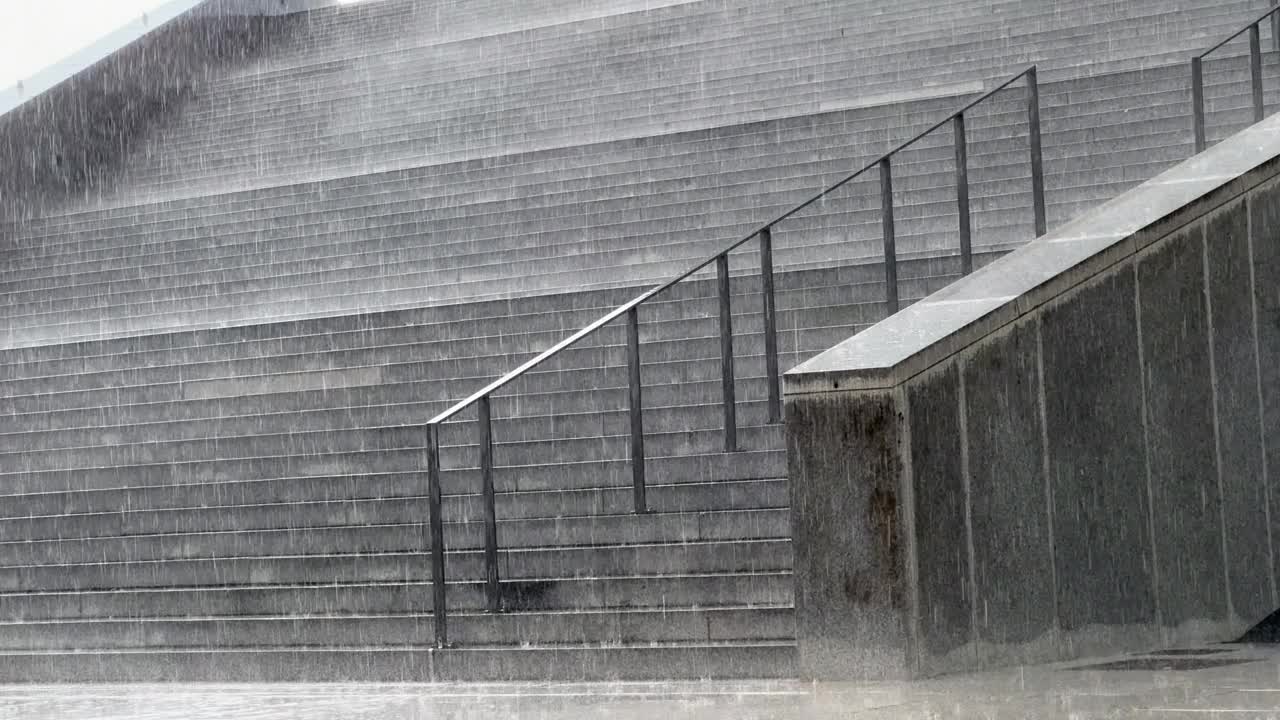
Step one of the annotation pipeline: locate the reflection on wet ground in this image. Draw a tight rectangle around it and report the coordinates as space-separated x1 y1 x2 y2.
0 645 1276 719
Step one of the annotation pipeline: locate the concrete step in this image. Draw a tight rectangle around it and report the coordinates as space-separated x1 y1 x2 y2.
0 225 1085 337
110 49 1259 190
0 258 950 374
163 36 1239 148
0 476 788 526
172 2 1256 119
0 445 788 496
0 571 794 620
0 293 888 396
0 324 867 414
0 538 793 592
0 173 1164 309
0 420 785 475
0 257 934 348
15 89 1218 269
96 84 1193 199
0 640 798 681
0 275 883 379
116 72 1163 174
0 507 788 563
15 57 1230 236
5 105 1199 264
0 606 795 651
37 472 783 520
123 78 1215 177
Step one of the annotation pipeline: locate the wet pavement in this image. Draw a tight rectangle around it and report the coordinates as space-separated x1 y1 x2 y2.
0 645 1276 719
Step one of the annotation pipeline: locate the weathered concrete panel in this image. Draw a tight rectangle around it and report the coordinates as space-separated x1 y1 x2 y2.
786 82 1280 681
1205 201 1275 623
1040 269 1156 632
1137 223 1228 628
785 391 908 680
962 322 1054 652
1250 180 1280 597
905 364 970 666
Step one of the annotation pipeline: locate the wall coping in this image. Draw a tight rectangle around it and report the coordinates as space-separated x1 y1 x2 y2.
784 112 1280 395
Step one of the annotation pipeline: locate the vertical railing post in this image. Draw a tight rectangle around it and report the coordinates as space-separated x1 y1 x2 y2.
1272 1 1280 54
1192 56 1207 153
759 227 781 424
1251 23 1266 124
879 157 899 315
953 113 973 276
716 254 738 453
626 307 647 513
426 422 448 648
1025 66 1047 237
476 396 500 613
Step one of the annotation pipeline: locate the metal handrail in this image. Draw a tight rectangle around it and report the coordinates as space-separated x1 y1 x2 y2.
1191 1 1280 152
423 65 1047 648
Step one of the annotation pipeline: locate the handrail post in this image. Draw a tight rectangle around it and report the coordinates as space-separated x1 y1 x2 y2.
426 423 448 648
716 254 738 453
1251 23 1266 124
477 396 500 613
626 308 647 513
1273 1 1279 54
879 157 899 315
953 113 973 276
759 227 781 424
1025 67 1047 237
1192 56 1207 153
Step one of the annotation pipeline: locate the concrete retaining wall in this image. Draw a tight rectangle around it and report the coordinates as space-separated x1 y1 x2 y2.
783 113 1280 680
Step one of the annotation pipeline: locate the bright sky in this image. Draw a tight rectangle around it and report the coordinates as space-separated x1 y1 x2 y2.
0 1 172 87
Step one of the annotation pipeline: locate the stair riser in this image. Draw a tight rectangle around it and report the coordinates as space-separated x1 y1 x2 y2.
0 607 795 650
0 573 795 621
0 242 986 332
0 304 863 394
1 448 789 495
5 477 789 524
0 643 798 681
0 285 868 380
0 257 963 368
0 540 793 592
1 156 1166 289
1 351 806 417
147 26 1258 137
0 510 788 560
1 329 855 413
0 423 785 474
6 399 785 452
117 94 1202 186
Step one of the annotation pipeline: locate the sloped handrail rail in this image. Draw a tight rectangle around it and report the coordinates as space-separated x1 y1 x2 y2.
1191 1 1280 152
423 65 1047 648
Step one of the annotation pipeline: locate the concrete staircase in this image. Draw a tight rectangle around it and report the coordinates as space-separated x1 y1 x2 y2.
92 0 1269 203
0 0 1274 681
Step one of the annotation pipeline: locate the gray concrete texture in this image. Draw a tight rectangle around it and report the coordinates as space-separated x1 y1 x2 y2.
3 0 1280 346
1 0 1276 684
784 110 1280 680
1 644 1279 714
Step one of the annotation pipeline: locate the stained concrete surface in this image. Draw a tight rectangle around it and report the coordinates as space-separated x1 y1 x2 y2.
1 646 1277 719
961 322 1055 651
906 364 970 664
785 107 1280 679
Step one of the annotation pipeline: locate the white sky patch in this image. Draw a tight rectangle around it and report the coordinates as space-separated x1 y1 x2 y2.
0 1 173 87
